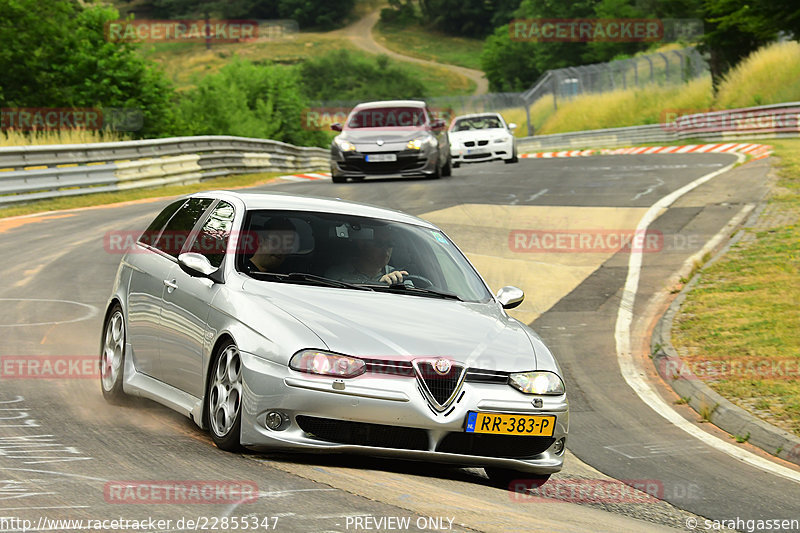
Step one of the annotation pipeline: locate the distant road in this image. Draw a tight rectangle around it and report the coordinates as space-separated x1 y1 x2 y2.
336 10 489 95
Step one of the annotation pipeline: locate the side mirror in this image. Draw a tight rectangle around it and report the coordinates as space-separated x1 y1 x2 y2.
496 286 524 309
508 123 518 130
330 123 343 132
178 252 223 283
431 118 446 130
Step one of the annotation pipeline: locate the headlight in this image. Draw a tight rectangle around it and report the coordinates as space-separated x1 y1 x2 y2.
407 136 435 150
494 136 511 144
334 138 356 152
509 371 565 395
289 350 366 378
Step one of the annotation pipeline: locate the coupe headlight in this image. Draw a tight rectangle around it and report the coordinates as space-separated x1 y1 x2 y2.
509 371 565 395
494 136 511 144
289 350 366 378
407 136 435 150
334 138 356 152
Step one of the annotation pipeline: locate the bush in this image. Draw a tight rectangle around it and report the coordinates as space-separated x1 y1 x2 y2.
298 50 427 102
176 60 328 147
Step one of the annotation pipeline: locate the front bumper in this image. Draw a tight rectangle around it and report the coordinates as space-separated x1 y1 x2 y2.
330 147 438 178
239 352 568 474
451 140 514 163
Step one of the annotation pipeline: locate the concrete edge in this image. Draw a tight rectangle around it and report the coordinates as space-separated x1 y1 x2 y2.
649 169 800 466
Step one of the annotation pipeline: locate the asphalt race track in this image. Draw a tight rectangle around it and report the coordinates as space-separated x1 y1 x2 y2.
1 153 798 532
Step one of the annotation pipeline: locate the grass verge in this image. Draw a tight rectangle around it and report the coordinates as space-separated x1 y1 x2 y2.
0 171 291 220
373 21 484 70
671 138 800 437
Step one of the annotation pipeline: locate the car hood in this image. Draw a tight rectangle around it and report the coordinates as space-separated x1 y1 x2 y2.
449 129 510 141
241 280 539 372
339 129 429 144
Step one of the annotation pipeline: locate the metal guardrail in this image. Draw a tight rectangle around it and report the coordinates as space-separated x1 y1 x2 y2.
1 103 798 206
517 102 800 152
0 136 328 206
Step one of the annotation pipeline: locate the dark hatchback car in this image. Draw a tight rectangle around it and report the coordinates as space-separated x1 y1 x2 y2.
329 100 452 183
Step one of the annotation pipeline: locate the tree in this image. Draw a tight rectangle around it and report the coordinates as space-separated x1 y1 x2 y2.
0 0 178 137
701 0 800 87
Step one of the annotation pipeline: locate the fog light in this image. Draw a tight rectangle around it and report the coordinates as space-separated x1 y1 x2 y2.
265 411 286 431
552 437 565 455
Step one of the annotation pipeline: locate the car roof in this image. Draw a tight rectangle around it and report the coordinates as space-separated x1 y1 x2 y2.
352 100 427 110
192 190 438 228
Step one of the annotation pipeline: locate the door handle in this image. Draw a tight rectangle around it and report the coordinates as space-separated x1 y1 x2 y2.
163 279 178 292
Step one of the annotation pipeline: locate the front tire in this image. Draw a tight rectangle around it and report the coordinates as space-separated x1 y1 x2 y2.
505 145 519 164
205 342 244 452
441 155 452 177
100 305 127 404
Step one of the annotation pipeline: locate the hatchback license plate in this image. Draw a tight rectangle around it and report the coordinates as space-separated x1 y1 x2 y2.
465 412 555 436
365 154 397 162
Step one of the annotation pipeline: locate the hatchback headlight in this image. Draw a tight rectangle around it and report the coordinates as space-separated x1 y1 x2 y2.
334 138 356 152
289 350 366 378
407 135 435 150
509 371 565 395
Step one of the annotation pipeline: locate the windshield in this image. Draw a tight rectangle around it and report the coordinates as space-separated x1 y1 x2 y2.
238 210 492 303
452 116 504 131
346 106 427 129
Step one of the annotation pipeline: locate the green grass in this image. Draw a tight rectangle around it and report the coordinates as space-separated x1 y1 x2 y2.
671 138 800 437
373 21 485 70
715 41 800 108
141 31 474 96
0 170 291 219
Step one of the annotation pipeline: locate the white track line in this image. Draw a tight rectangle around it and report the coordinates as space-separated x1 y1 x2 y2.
615 152 800 484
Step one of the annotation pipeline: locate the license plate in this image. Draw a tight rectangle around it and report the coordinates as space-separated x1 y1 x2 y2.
465 412 555 437
365 153 397 162
467 148 487 154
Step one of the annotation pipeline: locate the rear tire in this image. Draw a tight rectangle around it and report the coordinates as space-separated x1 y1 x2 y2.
205 342 244 452
485 468 550 490
100 305 127 404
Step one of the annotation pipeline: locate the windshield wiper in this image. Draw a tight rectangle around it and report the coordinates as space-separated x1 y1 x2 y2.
369 283 462 301
248 271 372 291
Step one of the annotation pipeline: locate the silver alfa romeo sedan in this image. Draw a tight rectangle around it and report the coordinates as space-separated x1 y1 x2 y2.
100 191 568 486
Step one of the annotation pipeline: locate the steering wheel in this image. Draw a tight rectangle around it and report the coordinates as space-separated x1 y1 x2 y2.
403 274 433 288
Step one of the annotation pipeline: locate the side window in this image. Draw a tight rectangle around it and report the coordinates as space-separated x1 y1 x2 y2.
188 201 235 268
153 198 213 258
138 199 186 247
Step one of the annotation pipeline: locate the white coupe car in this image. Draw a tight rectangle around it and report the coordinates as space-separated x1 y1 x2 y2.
449 113 518 167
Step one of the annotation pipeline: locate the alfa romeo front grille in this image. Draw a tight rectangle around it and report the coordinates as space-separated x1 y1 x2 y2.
413 359 466 411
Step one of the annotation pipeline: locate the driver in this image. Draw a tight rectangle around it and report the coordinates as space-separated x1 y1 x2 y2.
326 226 407 284
247 217 297 273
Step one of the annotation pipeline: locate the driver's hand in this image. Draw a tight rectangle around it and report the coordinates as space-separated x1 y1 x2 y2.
380 270 408 285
